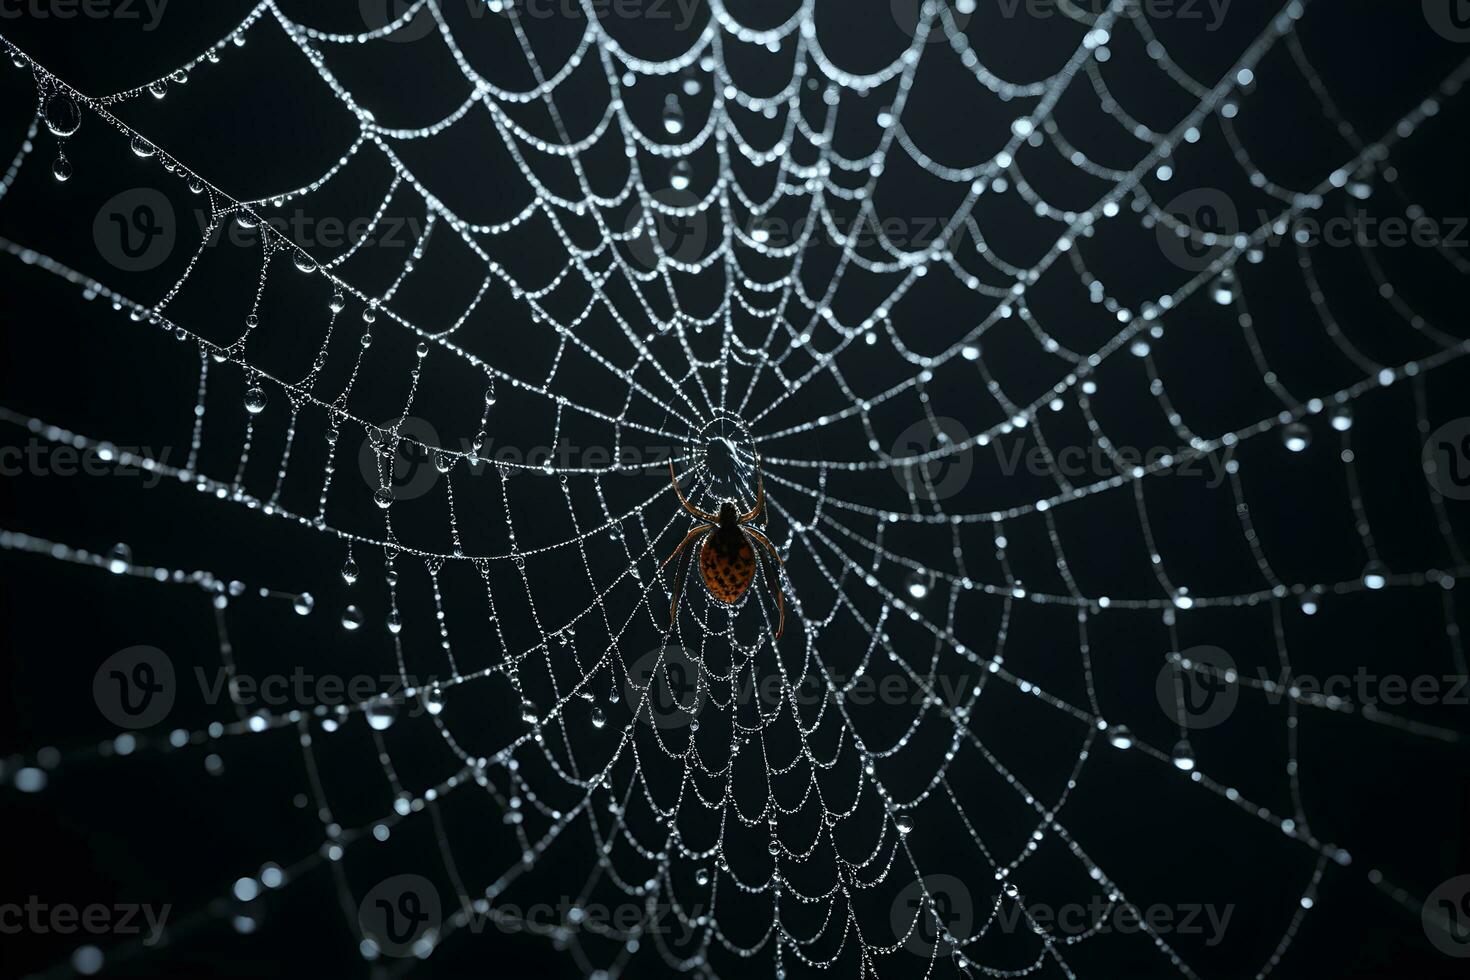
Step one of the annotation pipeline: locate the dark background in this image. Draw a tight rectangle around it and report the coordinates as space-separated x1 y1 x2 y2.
2 1 1469 978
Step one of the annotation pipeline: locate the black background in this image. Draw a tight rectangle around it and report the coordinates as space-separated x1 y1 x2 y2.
2 2 1469 978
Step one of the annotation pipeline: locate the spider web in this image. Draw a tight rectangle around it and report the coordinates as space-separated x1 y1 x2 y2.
2 1 1469 977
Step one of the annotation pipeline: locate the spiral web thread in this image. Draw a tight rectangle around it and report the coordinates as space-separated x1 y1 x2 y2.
1 0 1469 977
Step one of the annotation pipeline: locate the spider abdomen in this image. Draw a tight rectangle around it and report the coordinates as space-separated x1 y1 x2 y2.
699 528 756 604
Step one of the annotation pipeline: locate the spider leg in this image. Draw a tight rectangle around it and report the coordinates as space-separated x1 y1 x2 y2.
746 527 785 639
738 454 765 524
670 462 720 523
664 525 711 628
663 524 711 570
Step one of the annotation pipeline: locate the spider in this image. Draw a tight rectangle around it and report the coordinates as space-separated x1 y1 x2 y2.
663 458 785 638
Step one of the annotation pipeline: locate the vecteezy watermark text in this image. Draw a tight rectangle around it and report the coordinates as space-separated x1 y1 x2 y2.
94 644 466 729
996 0 1231 29
890 874 1233 958
0 898 170 944
0 0 168 30
359 0 702 44
890 416 1234 502
1156 186 1470 271
0 440 172 488
1158 644 1470 730
358 874 704 958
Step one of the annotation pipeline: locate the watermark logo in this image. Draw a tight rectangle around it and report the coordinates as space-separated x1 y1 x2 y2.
1424 875 1470 957
359 874 442 957
1006 898 1234 945
891 418 974 501
93 645 175 729
1425 1 1470 42
1155 645 1238 730
95 193 437 273
891 874 973 956
360 0 437 42
358 416 443 502
1424 418 1470 500
623 644 705 730
204 210 428 253
892 0 974 43
90 643 473 729
1157 188 1239 272
626 189 708 270
93 188 175 273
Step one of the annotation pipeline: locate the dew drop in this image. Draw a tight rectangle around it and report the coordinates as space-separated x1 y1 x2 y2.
1361 560 1388 591
244 386 267 414
373 487 394 509
894 813 915 836
107 542 133 575
70 945 103 976
590 705 607 729
44 93 81 137
670 159 692 191
1281 422 1310 453
423 688 445 716
434 451 454 473
14 767 46 792
293 252 317 274
386 611 402 635
129 136 155 158
51 155 73 183
694 867 710 886
148 79 168 99
365 697 398 731
1106 724 1133 750
292 592 314 616
662 94 685 135
329 291 346 313
905 569 931 600
341 605 364 631
1329 405 1353 432
341 558 359 585
1171 739 1197 771
1210 270 1236 305
521 698 540 725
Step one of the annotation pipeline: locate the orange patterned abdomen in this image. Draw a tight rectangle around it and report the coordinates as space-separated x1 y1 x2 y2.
699 530 756 604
